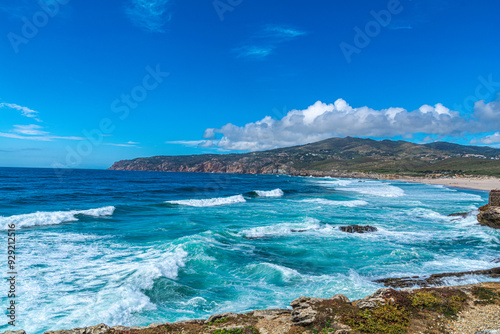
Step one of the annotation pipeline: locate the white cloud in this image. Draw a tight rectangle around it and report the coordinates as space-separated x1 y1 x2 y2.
1 101 87 142
236 24 306 59
166 140 205 147
0 131 84 141
0 132 52 141
105 141 141 147
473 98 500 126
193 97 500 151
12 124 48 135
0 103 41 121
125 0 171 32
479 132 500 144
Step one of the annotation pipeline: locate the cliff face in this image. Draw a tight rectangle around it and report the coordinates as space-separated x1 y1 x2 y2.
110 156 284 174
109 137 500 177
478 205 500 229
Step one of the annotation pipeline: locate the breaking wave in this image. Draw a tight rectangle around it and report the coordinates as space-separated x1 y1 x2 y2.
0 206 115 230
300 198 368 207
253 189 284 197
166 195 246 207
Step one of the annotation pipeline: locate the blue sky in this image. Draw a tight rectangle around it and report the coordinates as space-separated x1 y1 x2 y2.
1 0 500 168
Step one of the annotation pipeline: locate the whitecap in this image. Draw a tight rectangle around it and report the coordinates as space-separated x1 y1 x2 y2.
241 218 333 239
254 189 284 197
0 206 115 230
342 185 405 197
166 195 246 207
300 198 368 207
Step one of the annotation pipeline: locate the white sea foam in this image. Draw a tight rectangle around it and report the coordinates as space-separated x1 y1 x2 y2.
16 231 188 333
315 179 405 197
0 206 115 230
301 198 368 207
166 195 246 207
254 189 284 197
314 179 353 187
342 185 405 197
244 263 303 282
241 218 334 239
406 208 450 220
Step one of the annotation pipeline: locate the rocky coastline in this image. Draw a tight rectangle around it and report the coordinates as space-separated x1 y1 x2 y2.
5 281 499 334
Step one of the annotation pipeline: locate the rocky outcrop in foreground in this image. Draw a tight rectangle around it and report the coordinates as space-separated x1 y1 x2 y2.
9 282 499 334
477 204 500 229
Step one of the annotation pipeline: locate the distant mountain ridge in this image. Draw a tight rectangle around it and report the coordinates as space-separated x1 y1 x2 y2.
109 137 500 177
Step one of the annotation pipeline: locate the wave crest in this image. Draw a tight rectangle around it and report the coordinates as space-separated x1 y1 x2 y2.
166 195 246 207
0 206 115 230
254 189 284 197
301 198 368 207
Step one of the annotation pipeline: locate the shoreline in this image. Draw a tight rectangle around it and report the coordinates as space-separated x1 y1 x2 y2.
108 167 500 191
31 281 500 334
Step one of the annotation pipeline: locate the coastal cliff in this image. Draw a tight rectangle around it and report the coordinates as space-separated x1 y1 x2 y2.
109 137 500 177
477 190 500 229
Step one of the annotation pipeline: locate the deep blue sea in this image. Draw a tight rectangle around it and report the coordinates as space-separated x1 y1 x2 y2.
0 168 498 333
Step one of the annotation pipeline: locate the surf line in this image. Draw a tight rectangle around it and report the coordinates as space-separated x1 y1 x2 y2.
6 221 17 326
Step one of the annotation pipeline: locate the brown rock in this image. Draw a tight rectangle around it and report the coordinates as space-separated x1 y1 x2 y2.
356 288 393 309
44 324 109 334
477 207 500 229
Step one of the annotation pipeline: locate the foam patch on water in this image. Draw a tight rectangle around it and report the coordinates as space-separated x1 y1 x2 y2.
313 179 354 187
240 218 334 239
300 198 368 207
12 232 188 333
245 263 303 283
254 189 284 197
342 185 405 197
0 206 115 230
406 208 450 221
314 179 405 198
166 195 246 207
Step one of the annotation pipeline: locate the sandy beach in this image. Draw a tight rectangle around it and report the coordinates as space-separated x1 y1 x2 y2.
399 176 500 191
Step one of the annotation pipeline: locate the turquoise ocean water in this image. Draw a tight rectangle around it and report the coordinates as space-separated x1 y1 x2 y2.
0 168 498 333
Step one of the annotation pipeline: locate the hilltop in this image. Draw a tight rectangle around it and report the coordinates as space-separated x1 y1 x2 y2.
109 137 500 177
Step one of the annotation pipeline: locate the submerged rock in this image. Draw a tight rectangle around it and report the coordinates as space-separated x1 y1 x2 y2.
339 225 377 233
448 212 469 219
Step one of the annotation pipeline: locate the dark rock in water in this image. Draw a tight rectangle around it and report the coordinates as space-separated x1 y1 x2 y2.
291 229 308 233
448 212 469 219
477 207 500 229
375 267 500 288
339 225 377 233
491 258 500 263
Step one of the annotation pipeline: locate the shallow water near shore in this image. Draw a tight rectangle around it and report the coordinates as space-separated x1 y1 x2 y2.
0 168 499 333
